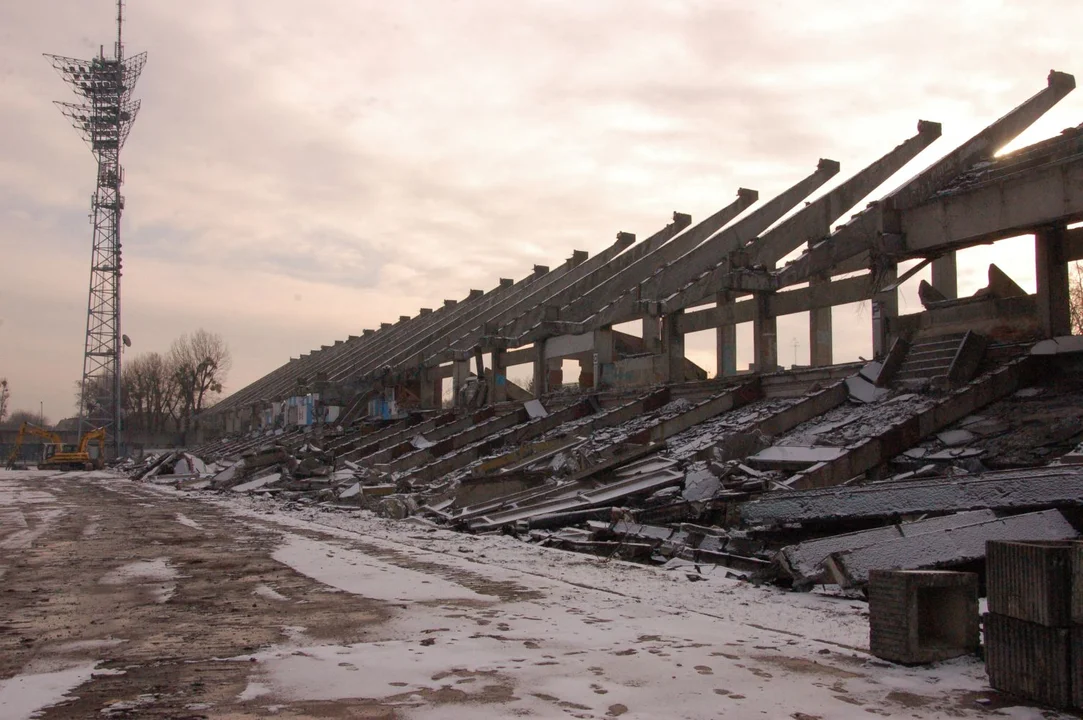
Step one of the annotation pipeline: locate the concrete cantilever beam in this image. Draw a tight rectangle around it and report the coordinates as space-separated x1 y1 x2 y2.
750 120 942 267
660 121 944 313
889 70 1075 213
489 216 692 349
781 70 1076 285
372 263 564 376
552 189 759 327
437 229 643 361
638 159 841 303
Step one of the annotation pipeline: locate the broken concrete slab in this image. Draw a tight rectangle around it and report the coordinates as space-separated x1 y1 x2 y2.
524 399 548 419
410 434 434 449
858 361 884 385
748 446 845 470
232 472 282 493
923 448 983 461
681 465 722 502
846 375 889 403
741 465 1083 526
824 509 1078 588
937 429 976 447
1031 335 1083 355
777 510 997 589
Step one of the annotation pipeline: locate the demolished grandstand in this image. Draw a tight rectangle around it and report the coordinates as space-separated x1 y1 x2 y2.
156 70 1083 587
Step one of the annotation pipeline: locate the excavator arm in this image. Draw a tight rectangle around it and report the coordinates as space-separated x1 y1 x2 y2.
5 422 62 469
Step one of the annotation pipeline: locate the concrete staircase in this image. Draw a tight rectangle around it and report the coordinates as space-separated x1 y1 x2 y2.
894 332 973 388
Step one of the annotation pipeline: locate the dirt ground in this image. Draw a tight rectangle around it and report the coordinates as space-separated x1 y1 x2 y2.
0 471 1051 720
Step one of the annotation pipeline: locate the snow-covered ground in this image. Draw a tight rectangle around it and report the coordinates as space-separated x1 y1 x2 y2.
0 470 1069 719
205 492 1050 719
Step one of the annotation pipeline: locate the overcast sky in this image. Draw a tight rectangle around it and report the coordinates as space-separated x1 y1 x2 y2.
2 0 1082 420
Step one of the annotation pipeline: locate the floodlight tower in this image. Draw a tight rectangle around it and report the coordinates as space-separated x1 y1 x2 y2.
47 1 145 456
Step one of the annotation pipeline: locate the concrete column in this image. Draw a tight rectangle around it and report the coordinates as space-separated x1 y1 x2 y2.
809 276 833 367
452 357 471 407
532 341 546 398
872 262 899 357
592 327 615 389
418 367 436 409
547 358 564 391
642 316 661 353
488 349 507 403
931 253 958 299
578 356 593 389
1035 226 1071 338
752 293 777 373
716 291 737 377
662 311 685 383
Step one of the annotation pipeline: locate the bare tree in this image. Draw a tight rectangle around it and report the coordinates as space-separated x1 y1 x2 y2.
122 352 180 434
0 378 8 425
169 329 232 431
1071 261 1083 336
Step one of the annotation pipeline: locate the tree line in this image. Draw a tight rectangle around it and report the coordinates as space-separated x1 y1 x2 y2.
119 329 232 434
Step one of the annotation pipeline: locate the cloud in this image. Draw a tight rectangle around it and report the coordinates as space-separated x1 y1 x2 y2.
1 0 1082 414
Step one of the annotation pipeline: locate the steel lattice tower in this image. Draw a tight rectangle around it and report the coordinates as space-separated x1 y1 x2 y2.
47 1 145 456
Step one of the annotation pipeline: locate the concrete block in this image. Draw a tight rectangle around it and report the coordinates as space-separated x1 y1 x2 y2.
985 612 1072 709
1073 626 1083 710
868 570 979 664
987 540 1074 628
1071 543 1083 625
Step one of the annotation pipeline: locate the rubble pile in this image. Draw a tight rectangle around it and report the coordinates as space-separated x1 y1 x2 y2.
136 348 1083 605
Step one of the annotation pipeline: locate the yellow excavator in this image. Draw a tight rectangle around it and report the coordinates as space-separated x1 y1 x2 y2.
4 423 106 471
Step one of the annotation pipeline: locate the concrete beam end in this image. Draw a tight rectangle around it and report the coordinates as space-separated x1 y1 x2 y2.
533 264 549 276
1049 69 1076 91
398 315 411 323
917 120 943 139
468 289 484 299
419 308 433 315
443 299 458 308
737 187 759 202
818 158 842 176
499 278 514 288
673 212 693 229
616 231 636 247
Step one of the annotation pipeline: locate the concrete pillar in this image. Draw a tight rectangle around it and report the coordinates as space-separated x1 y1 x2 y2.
872 262 899 357
532 341 546 398
547 358 564 391
716 291 737 377
1035 226 1071 338
418 367 436 409
642 315 661 353
809 277 833 367
662 311 685 383
578 357 593 389
488 349 507 403
452 357 471 407
931 253 958 299
593 327 615 389
752 293 777 373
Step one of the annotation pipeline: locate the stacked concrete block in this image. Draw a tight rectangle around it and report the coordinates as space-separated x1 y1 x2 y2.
984 540 1077 709
869 569 980 664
